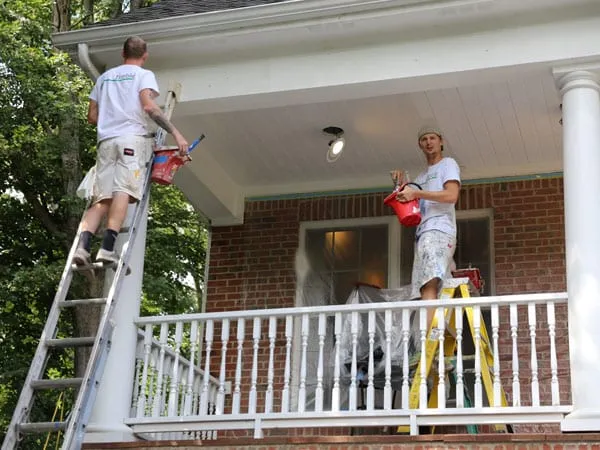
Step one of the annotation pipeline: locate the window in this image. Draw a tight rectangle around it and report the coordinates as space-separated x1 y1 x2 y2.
305 225 389 305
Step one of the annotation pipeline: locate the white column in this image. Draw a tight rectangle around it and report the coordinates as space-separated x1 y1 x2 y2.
84 201 148 442
555 69 600 432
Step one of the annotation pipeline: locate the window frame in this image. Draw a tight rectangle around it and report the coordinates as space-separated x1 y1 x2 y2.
297 216 401 307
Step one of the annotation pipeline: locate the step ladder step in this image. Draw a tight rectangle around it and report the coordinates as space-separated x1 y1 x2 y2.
46 337 95 348
58 298 107 308
31 377 83 390
18 421 68 434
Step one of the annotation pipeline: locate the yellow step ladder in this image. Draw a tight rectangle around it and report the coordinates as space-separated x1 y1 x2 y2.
398 279 510 434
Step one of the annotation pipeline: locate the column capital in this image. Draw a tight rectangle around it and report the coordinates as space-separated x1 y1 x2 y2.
553 63 600 95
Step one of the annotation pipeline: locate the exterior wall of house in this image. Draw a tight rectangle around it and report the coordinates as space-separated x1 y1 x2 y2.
206 177 568 435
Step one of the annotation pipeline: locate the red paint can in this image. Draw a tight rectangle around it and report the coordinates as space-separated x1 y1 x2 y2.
384 182 422 227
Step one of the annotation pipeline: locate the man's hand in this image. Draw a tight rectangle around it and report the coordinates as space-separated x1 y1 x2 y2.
173 131 189 157
390 169 404 187
396 186 419 202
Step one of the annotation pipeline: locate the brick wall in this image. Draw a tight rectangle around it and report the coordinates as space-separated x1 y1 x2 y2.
208 178 566 311
206 177 569 434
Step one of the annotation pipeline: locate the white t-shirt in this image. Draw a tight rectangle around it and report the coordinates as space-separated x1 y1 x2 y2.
90 64 159 142
413 157 461 238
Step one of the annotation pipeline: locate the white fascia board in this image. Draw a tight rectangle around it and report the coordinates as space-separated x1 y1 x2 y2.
52 0 490 47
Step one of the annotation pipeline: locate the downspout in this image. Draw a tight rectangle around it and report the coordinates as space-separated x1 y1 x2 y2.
77 42 101 81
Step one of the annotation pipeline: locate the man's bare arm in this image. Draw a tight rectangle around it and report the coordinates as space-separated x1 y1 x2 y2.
139 88 189 154
87 100 98 125
139 89 176 133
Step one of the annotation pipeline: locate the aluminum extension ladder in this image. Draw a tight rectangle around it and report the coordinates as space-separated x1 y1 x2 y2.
1 85 181 450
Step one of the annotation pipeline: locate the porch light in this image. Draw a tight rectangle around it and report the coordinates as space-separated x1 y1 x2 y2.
323 126 345 162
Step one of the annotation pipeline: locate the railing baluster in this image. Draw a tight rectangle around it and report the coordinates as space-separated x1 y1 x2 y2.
349 311 359 411
200 320 214 415
419 307 428 409
332 312 342 412
437 307 446 409
160 356 172 415
217 319 230 415
167 322 183 416
183 321 198 416
547 301 560 405
249 317 261 414
298 314 309 413
491 305 501 406
384 309 392 410
315 313 326 412
137 324 153 417
266 316 277 413
232 318 245 415
366 310 376 411
401 309 410 410
528 303 540 406
282 315 293 413
152 323 169 417
147 347 158 416
131 340 142 417
473 306 483 408
510 304 521 406
455 306 464 408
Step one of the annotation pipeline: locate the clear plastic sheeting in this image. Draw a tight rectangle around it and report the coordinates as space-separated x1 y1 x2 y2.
338 284 418 389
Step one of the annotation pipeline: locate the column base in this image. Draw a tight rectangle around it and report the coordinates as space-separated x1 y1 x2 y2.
561 408 600 432
84 422 138 443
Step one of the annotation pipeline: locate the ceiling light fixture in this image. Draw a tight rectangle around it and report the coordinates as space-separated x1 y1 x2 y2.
323 126 345 163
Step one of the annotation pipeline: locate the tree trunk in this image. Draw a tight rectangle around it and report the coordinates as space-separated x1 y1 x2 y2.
52 0 71 32
83 0 94 25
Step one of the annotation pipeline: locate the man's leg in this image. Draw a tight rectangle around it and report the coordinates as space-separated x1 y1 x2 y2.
96 192 132 263
420 277 440 326
74 200 111 266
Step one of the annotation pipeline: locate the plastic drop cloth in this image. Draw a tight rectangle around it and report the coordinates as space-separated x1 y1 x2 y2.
338 284 420 386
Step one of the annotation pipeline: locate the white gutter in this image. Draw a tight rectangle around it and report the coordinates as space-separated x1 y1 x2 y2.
77 43 101 81
53 0 491 47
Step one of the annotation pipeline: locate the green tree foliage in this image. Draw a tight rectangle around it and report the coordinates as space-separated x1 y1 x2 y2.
0 0 207 444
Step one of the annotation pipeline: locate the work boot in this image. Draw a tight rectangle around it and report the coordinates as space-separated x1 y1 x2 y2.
96 248 119 266
73 247 91 266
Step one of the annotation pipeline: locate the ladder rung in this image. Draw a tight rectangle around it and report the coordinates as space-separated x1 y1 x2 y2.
31 377 83 390
58 298 107 308
94 226 130 237
18 421 67 434
71 262 114 272
46 337 95 348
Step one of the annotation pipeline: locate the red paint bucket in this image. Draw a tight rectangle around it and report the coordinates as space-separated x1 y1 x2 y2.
151 147 190 185
384 182 422 227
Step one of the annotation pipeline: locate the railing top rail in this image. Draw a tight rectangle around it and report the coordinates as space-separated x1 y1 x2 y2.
135 291 568 326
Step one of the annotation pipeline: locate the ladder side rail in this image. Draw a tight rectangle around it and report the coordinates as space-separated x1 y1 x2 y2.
62 87 180 450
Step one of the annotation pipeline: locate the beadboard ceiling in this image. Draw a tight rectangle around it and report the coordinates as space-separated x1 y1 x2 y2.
177 70 563 196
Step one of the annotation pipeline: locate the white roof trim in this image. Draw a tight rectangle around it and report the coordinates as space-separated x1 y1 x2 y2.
52 0 490 46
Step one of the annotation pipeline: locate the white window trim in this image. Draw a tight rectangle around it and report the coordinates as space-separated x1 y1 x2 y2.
455 208 495 295
297 216 400 307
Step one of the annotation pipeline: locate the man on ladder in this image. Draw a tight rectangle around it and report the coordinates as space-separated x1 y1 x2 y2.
391 125 461 325
74 35 189 267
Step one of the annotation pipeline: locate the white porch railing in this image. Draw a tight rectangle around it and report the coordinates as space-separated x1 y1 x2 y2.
132 325 221 440
127 288 572 439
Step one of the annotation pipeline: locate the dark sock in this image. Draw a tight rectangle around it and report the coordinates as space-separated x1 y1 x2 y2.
79 231 93 252
101 229 119 252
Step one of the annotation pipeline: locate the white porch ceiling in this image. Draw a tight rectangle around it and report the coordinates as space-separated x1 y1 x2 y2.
176 70 563 198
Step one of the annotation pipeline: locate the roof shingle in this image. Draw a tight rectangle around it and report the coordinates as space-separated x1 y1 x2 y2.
90 0 291 27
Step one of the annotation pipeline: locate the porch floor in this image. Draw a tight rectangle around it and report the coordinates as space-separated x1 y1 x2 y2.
83 433 600 449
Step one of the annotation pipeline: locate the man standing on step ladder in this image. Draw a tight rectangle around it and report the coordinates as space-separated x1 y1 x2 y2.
391 126 461 325
74 36 189 267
